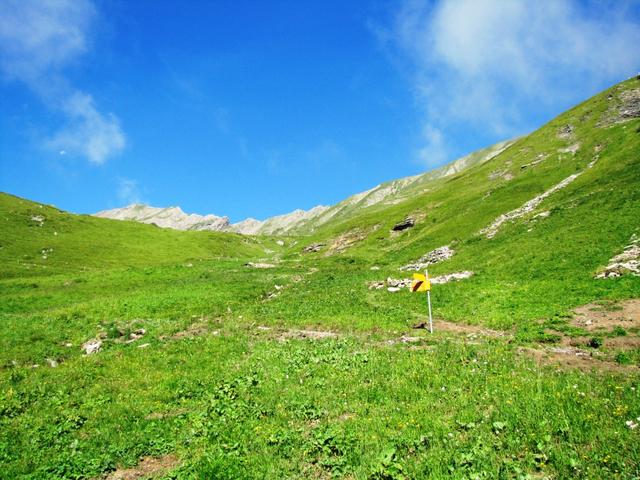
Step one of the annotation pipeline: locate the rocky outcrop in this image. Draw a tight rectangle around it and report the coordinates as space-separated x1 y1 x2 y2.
392 218 414 231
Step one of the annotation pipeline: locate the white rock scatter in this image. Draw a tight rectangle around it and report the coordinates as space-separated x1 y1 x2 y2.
479 158 598 239
369 271 474 292
82 339 102 355
558 143 581 155
430 271 474 284
400 246 454 271
596 235 640 278
125 328 146 343
245 262 276 269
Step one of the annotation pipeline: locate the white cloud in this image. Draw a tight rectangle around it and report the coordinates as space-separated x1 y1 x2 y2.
386 0 640 165
417 124 447 167
47 92 126 165
0 0 125 164
117 178 143 205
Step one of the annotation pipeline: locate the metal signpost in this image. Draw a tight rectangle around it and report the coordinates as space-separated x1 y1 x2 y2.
411 270 433 333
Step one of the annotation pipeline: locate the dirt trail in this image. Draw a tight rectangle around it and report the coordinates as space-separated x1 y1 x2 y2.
428 319 509 338
104 455 179 480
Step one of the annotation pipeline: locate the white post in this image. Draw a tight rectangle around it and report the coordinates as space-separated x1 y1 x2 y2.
426 268 433 333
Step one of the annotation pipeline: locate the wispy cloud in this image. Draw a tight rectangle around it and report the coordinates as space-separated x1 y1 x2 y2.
117 178 143 205
381 0 640 166
0 0 125 164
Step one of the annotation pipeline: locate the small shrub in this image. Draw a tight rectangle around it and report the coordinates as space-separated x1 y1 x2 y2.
612 326 627 336
588 337 602 349
615 352 632 365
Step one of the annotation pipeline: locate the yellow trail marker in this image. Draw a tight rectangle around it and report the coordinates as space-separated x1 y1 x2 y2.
411 273 431 292
411 271 433 333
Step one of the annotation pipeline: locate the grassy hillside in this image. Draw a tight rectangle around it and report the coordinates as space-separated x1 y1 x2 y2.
0 192 272 278
1 79 639 479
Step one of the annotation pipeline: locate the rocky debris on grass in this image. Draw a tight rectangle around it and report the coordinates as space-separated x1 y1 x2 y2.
278 329 338 341
104 454 180 480
520 153 547 170
276 240 285 246
598 86 640 126
596 235 640 278
400 246 454 271
302 243 325 253
557 124 575 140
125 328 146 344
165 320 216 340
558 142 581 155
533 211 551 219
82 339 102 355
30 215 44 226
369 271 473 291
382 335 425 346
392 218 414 231
370 266 380 270
265 285 284 300
324 227 374 256
367 277 412 291
46 358 59 368
41 247 53 260
619 87 640 120
479 158 598 238
137 343 150 348
431 271 474 284
245 261 276 269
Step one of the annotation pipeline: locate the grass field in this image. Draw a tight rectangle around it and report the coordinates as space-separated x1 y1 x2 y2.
1 78 640 478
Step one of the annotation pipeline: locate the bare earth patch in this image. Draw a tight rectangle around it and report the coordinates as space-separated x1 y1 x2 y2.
278 329 338 341
253 326 338 341
519 346 636 373
520 300 640 371
324 226 378 256
163 319 220 340
104 454 179 480
571 300 640 332
428 319 509 338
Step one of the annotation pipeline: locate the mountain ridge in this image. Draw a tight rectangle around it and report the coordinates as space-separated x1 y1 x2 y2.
93 137 517 235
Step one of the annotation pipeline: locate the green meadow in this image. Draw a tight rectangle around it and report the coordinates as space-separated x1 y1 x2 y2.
1 79 640 478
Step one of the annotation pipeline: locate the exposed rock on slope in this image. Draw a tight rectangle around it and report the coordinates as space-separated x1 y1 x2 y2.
597 235 640 278
479 157 599 239
95 204 230 231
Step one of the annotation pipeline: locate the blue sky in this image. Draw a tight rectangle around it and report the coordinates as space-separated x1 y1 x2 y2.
1 0 639 222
